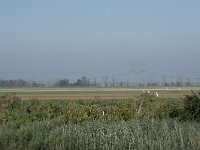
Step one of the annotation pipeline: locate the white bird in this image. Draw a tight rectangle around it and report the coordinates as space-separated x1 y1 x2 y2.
156 92 159 97
148 90 150 94
103 111 105 116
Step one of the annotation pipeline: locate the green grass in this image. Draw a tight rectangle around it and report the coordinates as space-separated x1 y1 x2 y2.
0 89 199 96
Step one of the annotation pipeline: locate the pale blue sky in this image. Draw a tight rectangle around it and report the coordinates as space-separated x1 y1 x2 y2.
0 0 200 81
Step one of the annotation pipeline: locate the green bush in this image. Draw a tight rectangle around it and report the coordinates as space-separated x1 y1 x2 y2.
0 94 186 126
181 91 200 121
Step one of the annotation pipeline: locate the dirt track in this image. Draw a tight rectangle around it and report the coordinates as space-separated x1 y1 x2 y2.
17 93 187 100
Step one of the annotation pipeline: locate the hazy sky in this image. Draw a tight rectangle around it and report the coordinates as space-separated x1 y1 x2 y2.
0 0 200 81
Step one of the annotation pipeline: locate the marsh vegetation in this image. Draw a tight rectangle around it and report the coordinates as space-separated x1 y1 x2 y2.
0 92 200 149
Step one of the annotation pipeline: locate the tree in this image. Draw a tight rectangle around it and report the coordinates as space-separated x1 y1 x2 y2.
57 79 70 87
73 76 90 86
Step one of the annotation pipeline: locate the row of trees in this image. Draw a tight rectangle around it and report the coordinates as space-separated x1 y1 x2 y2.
56 76 194 87
0 76 198 88
0 77 93 88
56 77 95 87
0 80 44 88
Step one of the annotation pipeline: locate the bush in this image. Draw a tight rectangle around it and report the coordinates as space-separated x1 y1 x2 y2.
181 91 200 121
0 94 185 126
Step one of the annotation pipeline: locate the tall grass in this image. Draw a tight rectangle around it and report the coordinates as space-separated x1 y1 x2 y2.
0 119 200 150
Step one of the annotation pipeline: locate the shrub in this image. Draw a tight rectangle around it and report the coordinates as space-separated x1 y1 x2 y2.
181 91 200 121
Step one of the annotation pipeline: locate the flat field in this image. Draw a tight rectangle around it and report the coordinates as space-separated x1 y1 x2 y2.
0 87 199 100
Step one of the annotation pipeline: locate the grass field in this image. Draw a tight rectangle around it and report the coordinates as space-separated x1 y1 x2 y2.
0 87 199 100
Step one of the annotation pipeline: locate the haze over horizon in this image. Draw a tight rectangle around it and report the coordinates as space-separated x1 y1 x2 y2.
0 0 200 81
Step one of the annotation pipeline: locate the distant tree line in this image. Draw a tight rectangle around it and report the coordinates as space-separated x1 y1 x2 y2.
0 77 94 88
56 77 96 87
55 76 195 87
0 80 44 88
0 76 198 88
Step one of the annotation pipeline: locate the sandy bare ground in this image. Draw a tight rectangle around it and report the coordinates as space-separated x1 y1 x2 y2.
17 94 186 100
